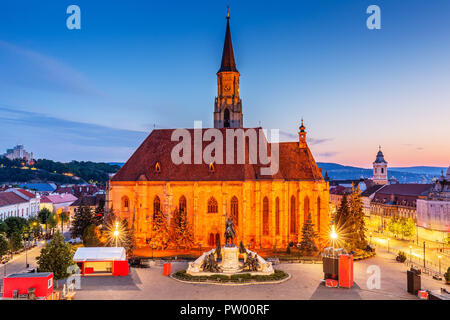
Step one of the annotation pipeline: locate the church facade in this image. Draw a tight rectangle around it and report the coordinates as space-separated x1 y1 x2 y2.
108 12 330 250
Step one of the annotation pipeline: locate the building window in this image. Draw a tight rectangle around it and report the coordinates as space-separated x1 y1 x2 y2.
122 196 129 211
153 196 161 219
155 161 161 173
263 197 269 236
208 197 218 214
275 197 280 236
179 196 186 213
381 168 384 174
290 196 296 234
230 196 238 226
304 196 310 223
209 162 215 173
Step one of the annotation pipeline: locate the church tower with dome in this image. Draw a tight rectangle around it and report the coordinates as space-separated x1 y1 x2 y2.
373 146 388 185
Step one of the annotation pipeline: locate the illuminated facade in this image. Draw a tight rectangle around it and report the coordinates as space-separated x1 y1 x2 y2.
109 12 329 250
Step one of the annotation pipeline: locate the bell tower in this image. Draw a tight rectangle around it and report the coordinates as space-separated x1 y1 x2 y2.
214 8 243 128
373 146 388 185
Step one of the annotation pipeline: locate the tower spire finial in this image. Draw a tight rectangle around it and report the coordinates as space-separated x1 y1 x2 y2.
227 6 230 19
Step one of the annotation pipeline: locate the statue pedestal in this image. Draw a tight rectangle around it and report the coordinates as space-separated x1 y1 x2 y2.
220 246 241 274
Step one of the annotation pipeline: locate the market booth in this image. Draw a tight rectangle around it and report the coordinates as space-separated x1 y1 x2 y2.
3 272 54 299
74 247 129 276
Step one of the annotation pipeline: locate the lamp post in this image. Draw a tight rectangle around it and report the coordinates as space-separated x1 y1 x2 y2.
387 238 390 253
23 231 29 269
438 255 442 274
330 225 338 250
423 241 426 268
409 245 412 263
113 221 119 247
369 232 372 246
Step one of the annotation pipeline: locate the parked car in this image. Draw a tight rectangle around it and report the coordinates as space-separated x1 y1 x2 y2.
1 257 10 264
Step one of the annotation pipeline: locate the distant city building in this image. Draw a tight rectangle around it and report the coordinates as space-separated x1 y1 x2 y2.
416 166 450 240
370 183 433 231
40 194 77 214
372 146 388 185
69 193 106 220
3 145 34 164
19 183 56 193
360 184 386 217
0 188 40 220
54 184 102 198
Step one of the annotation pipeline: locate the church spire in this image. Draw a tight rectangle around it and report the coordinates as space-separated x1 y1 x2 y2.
218 7 238 73
214 7 243 129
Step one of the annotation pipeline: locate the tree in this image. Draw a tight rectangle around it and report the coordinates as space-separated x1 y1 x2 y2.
83 224 101 247
70 205 99 239
59 211 69 232
335 193 350 228
298 213 319 255
0 235 9 258
36 231 75 284
151 209 170 250
47 212 58 236
387 217 401 238
28 217 42 239
348 186 367 250
38 208 52 234
0 221 8 235
4 216 28 238
9 231 23 252
170 209 194 250
101 211 135 255
401 217 416 239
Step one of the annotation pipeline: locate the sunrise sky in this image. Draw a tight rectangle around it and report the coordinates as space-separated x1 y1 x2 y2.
0 0 449 167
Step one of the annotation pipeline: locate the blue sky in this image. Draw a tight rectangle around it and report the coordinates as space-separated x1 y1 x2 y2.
1 0 449 167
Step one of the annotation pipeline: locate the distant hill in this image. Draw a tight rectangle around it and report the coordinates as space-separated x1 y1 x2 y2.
317 162 445 183
108 162 125 168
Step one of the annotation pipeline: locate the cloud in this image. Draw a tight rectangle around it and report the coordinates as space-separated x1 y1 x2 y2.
0 106 147 162
0 40 102 97
317 152 339 158
279 130 333 145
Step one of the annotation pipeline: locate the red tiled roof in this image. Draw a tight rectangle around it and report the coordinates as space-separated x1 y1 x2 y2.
15 189 36 199
0 192 28 206
112 128 324 182
40 194 78 204
374 184 432 197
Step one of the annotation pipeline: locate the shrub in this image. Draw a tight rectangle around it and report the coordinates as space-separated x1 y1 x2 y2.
444 267 450 283
396 251 407 263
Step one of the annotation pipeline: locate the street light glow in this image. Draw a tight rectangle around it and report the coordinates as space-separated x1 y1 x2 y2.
330 225 338 240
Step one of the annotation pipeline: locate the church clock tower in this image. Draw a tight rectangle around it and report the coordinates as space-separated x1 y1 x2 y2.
214 8 243 128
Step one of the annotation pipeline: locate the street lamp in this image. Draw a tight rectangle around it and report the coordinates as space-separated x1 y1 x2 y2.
409 245 412 263
369 232 373 246
330 225 338 249
113 221 120 247
23 231 29 269
387 238 390 253
438 255 442 274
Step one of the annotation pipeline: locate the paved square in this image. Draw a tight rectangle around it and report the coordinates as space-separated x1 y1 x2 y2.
74 250 447 300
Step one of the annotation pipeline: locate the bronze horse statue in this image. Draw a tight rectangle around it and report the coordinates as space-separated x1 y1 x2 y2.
224 218 236 246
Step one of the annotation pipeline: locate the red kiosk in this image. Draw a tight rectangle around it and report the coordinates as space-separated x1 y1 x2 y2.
322 247 354 288
3 272 54 299
74 247 129 276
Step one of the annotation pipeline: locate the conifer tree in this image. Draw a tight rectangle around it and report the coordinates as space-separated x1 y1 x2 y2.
172 209 194 250
298 213 319 255
335 193 350 228
70 205 99 239
151 209 170 250
346 186 367 250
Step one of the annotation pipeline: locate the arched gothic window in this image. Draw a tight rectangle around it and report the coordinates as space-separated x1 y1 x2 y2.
208 197 218 214
290 196 296 234
230 196 239 226
275 197 280 236
153 196 161 220
263 197 269 236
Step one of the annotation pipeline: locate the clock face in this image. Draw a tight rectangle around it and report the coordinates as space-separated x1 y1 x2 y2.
224 84 231 92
